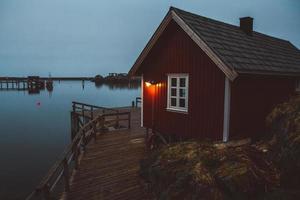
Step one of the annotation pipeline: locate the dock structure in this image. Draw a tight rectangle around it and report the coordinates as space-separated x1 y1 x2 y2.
0 79 29 91
27 102 148 200
66 107 147 200
0 77 48 93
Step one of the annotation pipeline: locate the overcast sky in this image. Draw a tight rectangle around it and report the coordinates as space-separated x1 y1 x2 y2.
0 0 299 77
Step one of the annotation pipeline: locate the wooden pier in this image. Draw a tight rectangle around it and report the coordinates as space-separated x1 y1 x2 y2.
0 77 49 92
26 102 148 200
0 79 29 91
66 108 147 200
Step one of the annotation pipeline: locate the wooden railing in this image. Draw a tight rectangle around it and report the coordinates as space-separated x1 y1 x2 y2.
72 101 118 120
135 97 141 108
26 115 104 200
26 105 132 200
71 101 120 139
101 111 131 129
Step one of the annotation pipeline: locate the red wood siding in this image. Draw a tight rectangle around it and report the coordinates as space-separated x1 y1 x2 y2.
230 75 296 139
141 20 225 140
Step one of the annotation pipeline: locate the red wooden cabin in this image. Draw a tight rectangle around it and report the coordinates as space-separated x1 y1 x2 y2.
129 7 300 142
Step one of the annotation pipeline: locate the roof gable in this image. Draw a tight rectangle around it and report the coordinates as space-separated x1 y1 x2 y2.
129 7 300 79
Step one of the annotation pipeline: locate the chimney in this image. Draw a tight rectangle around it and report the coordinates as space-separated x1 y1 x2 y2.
240 17 253 35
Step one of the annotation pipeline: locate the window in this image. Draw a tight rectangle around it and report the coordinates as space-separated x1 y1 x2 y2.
296 80 300 92
167 74 188 112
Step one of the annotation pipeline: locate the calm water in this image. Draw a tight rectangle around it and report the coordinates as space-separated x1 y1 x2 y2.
0 81 140 200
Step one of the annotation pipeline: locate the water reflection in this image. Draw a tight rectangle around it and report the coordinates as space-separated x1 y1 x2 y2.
95 81 140 90
0 80 140 199
0 78 54 95
82 80 85 90
0 80 140 95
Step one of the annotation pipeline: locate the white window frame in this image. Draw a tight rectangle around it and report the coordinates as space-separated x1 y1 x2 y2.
296 80 300 92
167 74 189 113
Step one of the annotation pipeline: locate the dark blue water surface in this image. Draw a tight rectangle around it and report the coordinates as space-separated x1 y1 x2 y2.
0 81 140 200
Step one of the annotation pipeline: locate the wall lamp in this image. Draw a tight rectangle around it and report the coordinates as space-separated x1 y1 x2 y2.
145 80 156 87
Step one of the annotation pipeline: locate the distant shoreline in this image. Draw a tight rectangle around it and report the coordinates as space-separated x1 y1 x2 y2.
0 77 93 81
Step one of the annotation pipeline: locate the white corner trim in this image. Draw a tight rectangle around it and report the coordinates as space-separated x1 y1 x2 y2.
223 77 231 142
171 11 238 81
141 74 144 127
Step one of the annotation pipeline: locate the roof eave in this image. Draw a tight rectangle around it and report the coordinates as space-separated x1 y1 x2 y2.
128 9 239 81
128 11 173 77
171 10 238 81
238 70 300 77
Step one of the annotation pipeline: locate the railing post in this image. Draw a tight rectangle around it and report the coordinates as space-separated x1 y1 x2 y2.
82 104 85 124
116 110 120 128
93 120 97 141
128 112 131 129
99 116 105 133
70 112 75 140
63 158 70 192
43 184 51 200
73 143 79 170
82 129 86 151
136 97 138 107
91 106 94 120
72 102 75 112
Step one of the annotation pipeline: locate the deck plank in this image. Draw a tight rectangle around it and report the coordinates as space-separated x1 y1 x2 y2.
65 108 149 200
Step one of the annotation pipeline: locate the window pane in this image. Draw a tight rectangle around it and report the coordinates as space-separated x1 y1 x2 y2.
171 88 177 97
180 78 186 87
179 98 185 108
171 78 177 87
171 98 177 106
179 89 186 97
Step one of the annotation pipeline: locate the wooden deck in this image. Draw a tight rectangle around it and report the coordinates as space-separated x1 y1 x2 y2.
64 107 149 200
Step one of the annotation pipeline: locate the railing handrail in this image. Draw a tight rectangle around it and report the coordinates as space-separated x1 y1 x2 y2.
135 97 141 108
102 111 130 117
72 101 118 113
27 105 132 200
29 114 103 199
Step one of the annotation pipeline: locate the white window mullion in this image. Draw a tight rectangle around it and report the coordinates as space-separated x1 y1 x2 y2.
167 74 189 113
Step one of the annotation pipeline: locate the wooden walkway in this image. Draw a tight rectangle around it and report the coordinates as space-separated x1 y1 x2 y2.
64 107 149 200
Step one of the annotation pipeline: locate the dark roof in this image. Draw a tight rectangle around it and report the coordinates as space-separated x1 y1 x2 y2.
171 7 300 75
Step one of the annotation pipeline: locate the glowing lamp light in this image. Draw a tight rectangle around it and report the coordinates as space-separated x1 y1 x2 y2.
145 82 152 87
145 80 156 87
